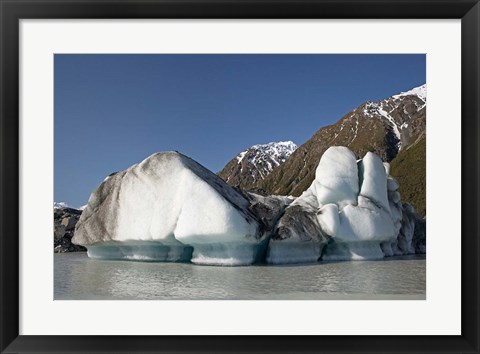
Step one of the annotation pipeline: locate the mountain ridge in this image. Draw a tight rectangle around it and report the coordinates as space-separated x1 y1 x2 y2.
218 84 426 216
218 141 297 191
259 84 426 198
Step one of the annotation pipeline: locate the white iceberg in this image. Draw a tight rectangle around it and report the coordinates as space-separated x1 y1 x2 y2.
73 147 425 266
268 147 399 263
73 152 265 265
314 146 359 209
319 150 397 261
266 203 328 264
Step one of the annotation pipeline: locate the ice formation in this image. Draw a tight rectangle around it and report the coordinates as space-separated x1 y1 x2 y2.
246 193 295 231
73 147 425 266
267 203 328 264
266 147 424 263
73 152 266 265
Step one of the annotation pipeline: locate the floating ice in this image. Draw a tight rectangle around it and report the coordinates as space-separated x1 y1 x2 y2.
358 152 390 211
413 217 426 254
396 203 417 254
73 152 265 265
86 242 193 262
268 147 400 263
267 203 328 264
246 193 295 231
314 146 359 209
73 147 425 266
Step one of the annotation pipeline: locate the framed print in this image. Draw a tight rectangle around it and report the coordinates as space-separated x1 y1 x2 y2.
1 0 479 353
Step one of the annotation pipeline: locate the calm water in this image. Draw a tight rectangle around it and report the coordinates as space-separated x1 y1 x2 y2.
54 253 426 300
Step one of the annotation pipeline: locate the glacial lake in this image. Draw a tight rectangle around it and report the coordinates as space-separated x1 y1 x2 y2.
54 253 426 300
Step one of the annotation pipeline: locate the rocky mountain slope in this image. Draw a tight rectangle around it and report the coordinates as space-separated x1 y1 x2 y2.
257 84 426 215
390 133 426 216
218 141 297 191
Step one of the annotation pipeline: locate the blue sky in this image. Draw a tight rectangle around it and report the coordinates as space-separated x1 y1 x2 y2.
54 54 425 207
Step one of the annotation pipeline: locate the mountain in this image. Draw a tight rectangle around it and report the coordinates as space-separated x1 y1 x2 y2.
389 133 426 216
218 141 297 191
258 84 426 214
54 201 71 209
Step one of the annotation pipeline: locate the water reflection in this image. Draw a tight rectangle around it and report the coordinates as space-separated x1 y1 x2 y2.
55 253 426 300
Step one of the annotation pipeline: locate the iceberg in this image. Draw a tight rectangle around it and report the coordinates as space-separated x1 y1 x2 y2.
73 147 425 266
413 216 426 254
380 171 425 257
314 146 359 209
395 203 417 255
267 147 399 263
246 193 295 231
267 203 329 264
73 152 266 265
317 149 397 261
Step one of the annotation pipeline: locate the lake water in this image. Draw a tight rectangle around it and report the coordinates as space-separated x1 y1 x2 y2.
54 253 426 300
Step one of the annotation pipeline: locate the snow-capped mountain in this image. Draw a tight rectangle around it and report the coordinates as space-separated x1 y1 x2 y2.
361 83 426 151
54 202 85 211
218 141 297 191
260 84 426 215
392 84 427 101
54 202 71 209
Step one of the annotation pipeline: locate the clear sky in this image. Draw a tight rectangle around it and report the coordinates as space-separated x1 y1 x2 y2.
54 54 425 207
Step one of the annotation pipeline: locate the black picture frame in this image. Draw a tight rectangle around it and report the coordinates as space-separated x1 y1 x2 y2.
1 1 478 353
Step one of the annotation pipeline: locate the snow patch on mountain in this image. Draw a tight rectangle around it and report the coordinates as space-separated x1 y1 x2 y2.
234 141 297 179
236 151 247 163
392 84 427 102
377 107 402 141
54 202 86 211
236 141 297 167
361 84 426 150
54 202 71 209
219 141 298 190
